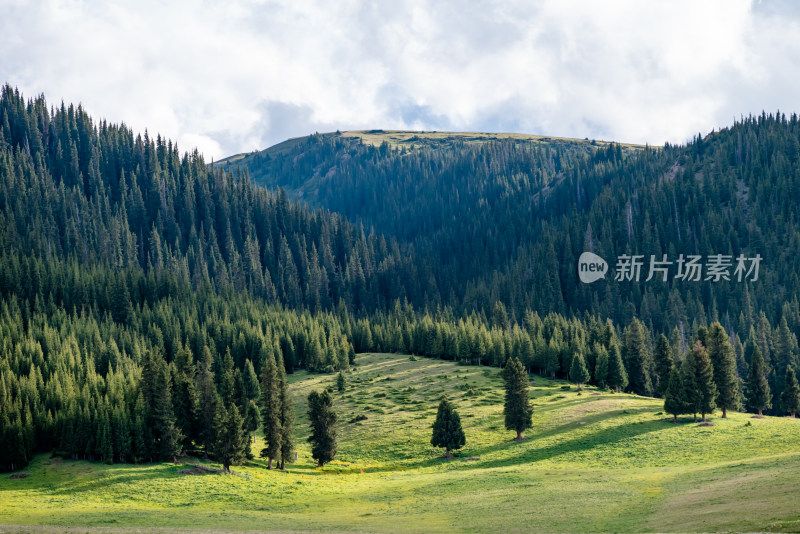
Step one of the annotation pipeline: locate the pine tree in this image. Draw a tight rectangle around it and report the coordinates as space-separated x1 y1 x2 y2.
244 400 261 444
781 365 800 417
663 366 689 423
260 355 281 469
336 371 346 393
569 351 590 390
746 343 771 416
196 346 218 455
593 343 609 388
606 344 628 393
502 357 532 440
214 403 247 472
277 363 294 470
706 322 739 418
688 341 717 422
307 390 337 467
172 345 197 449
623 318 653 396
653 334 673 398
430 397 466 456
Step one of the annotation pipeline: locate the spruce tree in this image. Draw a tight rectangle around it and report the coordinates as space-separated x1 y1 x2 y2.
244 400 261 444
336 371 346 392
654 334 673 398
502 357 532 440
746 343 771 416
623 318 653 396
214 403 247 472
593 344 609 389
569 351 590 390
307 390 337 467
260 355 281 469
196 346 219 455
706 322 740 418
430 397 466 457
689 341 717 422
781 365 800 417
277 363 295 470
606 344 628 393
663 366 689 423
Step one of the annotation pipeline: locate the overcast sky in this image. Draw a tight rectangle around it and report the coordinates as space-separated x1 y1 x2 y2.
2 0 799 159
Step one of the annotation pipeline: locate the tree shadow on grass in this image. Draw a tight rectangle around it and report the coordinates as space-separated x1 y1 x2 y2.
398 406 670 472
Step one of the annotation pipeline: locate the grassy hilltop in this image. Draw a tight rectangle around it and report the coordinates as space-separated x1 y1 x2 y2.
2 352 800 533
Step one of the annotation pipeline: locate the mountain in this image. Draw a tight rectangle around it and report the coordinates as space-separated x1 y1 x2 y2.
215 119 800 341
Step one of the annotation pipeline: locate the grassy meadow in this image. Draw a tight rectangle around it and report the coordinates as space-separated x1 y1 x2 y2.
2 352 800 533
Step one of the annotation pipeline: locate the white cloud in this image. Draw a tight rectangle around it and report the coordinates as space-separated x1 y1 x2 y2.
1 0 798 159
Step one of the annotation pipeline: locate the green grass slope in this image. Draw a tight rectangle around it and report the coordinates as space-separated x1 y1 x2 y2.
2 353 800 533
215 129 651 167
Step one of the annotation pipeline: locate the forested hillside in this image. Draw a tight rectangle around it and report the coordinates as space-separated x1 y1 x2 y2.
2 85 800 474
223 120 800 339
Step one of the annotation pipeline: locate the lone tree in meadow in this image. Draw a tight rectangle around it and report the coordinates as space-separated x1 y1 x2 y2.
606 344 628 393
569 352 590 391
688 340 717 423
745 343 771 417
431 397 466 457
781 365 800 417
307 390 337 467
663 366 689 423
503 357 532 440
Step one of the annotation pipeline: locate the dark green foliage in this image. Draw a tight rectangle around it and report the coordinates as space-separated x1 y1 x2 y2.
307 390 337 467
623 319 653 396
502 357 532 440
706 322 740 418
277 363 294 469
653 334 673 398
663 366 690 423
781 365 800 417
214 403 247 472
687 341 717 422
336 371 346 392
431 397 466 455
260 355 281 468
569 352 590 389
607 344 628 393
244 400 261 445
746 343 771 416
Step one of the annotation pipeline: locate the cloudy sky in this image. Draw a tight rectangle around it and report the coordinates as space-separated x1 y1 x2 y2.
2 0 799 159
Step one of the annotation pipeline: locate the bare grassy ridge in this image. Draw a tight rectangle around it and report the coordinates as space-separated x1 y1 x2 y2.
2 353 800 533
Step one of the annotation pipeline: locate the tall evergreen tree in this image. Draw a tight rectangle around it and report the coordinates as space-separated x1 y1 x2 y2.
569 351 590 390
502 357 532 440
260 355 281 469
687 341 717 423
606 344 628 393
781 365 800 417
307 390 337 467
214 403 247 472
653 334 673 398
431 397 466 456
623 318 653 396
746 343 771 416
277 363 295 470
706 322 740 418
663 366 689 423
196 346 219 455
